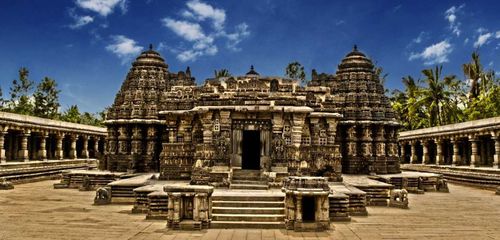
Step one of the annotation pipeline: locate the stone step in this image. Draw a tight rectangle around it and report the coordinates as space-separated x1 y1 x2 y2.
212 214 285 222
212 195 283 202
231 179 268 185
233 170 261 177
211 221 285 229
230 184 268 190
231 176 266 181
212 207 284 214
212 200 284 208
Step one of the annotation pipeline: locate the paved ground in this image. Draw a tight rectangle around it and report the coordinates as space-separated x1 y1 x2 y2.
1 180 499 240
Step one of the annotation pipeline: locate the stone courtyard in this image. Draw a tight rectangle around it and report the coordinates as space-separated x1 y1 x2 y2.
0 180 499 240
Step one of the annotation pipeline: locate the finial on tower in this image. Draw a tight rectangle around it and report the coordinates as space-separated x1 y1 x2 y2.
149 44 153 50
353 44 358 51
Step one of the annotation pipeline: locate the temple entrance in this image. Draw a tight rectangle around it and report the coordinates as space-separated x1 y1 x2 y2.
242 130 261 170
302 196 316 222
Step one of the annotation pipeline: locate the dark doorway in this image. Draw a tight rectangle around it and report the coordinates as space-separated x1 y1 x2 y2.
302 196 316 222
242 130 261 170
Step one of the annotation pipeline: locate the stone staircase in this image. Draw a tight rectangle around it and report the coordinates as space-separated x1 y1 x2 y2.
211 194 285 229
230 169 268 190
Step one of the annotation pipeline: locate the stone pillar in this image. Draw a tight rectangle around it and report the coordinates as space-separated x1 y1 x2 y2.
470 137 479 167
19 131 30 162
55 134 63 160
295 195 302 222
410 141 418 164
0 131 6 163
422 141 429 165
400 142 406 162
81 135 89 158
451 139 460 166
117 127 129 154
93 138 99 157
69 135 77 159
435 139 443 165
39 133 48 161
493 136 500 168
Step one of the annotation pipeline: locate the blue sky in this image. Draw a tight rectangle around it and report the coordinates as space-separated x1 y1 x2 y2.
0 0 499 113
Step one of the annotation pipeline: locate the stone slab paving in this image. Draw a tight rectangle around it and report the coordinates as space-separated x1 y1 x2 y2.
1 180 500 240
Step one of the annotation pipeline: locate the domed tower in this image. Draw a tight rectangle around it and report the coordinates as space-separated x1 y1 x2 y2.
333 46 400 174
104 45 193 172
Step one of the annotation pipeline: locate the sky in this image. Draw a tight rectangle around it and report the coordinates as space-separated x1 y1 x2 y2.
0 0 499 113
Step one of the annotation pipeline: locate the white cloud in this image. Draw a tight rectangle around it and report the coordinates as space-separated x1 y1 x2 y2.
474 32 493 47
496 31 500 39
412 31 427 44
444 4 464 36
161 0 249 62
105 35 143 64
162 18 207 41
185 0 226 30
335 20 345 26
75 0 128 17
409 40 453 65
69 15 94 29
224 23 250 51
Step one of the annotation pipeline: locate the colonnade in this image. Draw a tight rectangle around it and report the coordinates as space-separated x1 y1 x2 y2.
0 111 107 163
399 117 500 168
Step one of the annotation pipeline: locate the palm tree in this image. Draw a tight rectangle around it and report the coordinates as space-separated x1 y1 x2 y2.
418 66 461 126
462 51 483 101
214 69 231 78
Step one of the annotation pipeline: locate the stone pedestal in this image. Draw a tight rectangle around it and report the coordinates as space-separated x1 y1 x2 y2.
282 177 330 231
0 177 14 190
164 185 213 230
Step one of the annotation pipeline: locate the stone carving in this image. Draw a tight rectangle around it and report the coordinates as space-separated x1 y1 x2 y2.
389 189 409 209
94 187 111 205
436 178 449 193
79 175 92 191
103 46 401 177
0 177 14 190
361 142 372 157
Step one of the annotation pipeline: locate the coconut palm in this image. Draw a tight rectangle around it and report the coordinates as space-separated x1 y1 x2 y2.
214 69 231 78
418 66 461 127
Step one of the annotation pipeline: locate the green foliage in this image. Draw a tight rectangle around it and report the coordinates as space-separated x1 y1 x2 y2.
60 105 81 123
214 69 231 78
9 67 34 115
285 61 307 85
391 51 499 130
2 67 105 127
33 77 61 119
0 86 4 110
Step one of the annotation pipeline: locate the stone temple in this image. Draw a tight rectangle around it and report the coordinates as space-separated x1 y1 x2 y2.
103 45 401 183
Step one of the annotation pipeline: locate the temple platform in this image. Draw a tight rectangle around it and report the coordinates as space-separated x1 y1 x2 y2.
402 164 500 189
0 159 97 184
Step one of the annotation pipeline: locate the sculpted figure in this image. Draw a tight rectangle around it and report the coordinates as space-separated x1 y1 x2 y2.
94 187 111 205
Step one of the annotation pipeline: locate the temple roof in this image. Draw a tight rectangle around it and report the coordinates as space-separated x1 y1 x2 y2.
246 65 260 76
337 45 374 73
132 44 168 69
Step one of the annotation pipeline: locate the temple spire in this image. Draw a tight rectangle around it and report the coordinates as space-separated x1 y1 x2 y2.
353 44 358 51
149 44 153 50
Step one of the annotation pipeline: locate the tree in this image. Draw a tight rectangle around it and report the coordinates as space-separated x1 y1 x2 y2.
61 105 81 123
214 69 231 78
9 67 34 115
418 66 461 127
0 86 4 110
462 51 483 101
285 61 306 85
33 77 61 118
